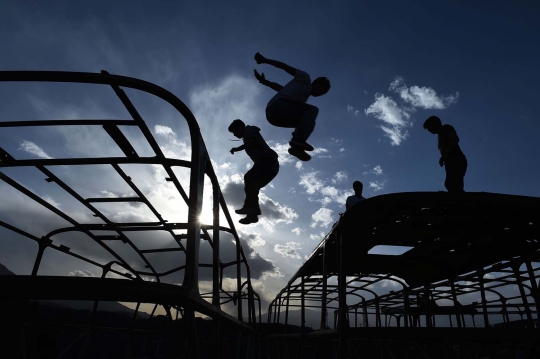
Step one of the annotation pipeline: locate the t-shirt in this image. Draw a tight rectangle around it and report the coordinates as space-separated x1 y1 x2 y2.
266 70 312 109
438 124 463 157
243 126 278 163
346 195 365 209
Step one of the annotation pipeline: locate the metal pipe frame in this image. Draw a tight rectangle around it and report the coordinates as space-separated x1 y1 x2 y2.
0 70 261 358
266 193 540 358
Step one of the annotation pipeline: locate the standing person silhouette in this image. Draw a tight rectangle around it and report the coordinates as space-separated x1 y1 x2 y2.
253 52 331 161
229 119 280 224
423 116 468 193
345 181 366 210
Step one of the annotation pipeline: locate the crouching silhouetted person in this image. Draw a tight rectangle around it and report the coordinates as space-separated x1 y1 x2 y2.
253 52 331 162
229 119 280 224
423 116 468 193
346 181 366 210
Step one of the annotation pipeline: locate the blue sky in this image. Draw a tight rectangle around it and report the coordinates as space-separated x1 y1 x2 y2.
1 1 539 311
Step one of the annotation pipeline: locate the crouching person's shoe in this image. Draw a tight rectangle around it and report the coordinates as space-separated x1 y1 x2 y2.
235 207 261 215
239 215 259 225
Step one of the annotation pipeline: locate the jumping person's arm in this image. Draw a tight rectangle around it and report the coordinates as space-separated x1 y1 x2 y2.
254 70 283 92
255 52 297 76
230 145 246 154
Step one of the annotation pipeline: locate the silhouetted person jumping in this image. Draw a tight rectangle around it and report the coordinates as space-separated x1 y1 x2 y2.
253 52 331 162
346 181 366 209
423 116 468 193
229 119 279 224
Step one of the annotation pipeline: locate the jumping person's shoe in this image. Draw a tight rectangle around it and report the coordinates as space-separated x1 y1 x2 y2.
235 207 261 215
288 147 311 161
239 215 259 225
289 139 314 152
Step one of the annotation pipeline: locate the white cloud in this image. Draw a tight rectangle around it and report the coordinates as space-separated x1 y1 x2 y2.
153 124 191 160
188 74 261 163
311 207 334 228
369 181 385 192
154 124 176 137
332 171 347 184
364 165 383 176
269 142 295 165
313 147 330 157
339 148 345 152
19 140 52 159
69 270 95 277
43 196 61 209
347 105 360 116
299 171 324 194
390 76 459 109
291 227 304 236
364 94 411 146
295 161 303 170
365 76 459 146
309 232 326 241
299 171 352 206
243 232 266 247
274 242 303 260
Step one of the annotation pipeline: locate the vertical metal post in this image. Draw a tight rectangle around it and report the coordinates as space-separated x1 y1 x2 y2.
212 187 220 308
337 229 348 359
525 260 540 325
31 238 50 276
513 264 533 322
301 276 306 333
284 286 290 334
424 288 431 328
403 288 410 328
478 269 490 327
320 244 328 330
363 298 369 328
236 237 242 322
183 139 207 296
450 281 462 328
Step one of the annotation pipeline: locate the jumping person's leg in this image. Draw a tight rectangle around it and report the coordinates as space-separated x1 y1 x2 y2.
266 99 319 150
238 159 280 224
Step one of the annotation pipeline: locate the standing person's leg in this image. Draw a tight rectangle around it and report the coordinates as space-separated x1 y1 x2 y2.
444 155 467 193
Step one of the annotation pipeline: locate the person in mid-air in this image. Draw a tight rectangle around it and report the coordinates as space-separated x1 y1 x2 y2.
345 181 366 210
423 116 468 193
253 52 331 162
229 119 279 224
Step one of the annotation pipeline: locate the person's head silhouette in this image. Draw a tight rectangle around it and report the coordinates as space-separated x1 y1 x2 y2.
423 116 443 134
228 119 246 139
311 77 331 97
353 180 363 196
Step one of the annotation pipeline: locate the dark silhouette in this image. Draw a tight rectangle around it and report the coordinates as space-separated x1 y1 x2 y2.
424 116 468 193
253 52 330 162
229 119 279 224
345 181 366 209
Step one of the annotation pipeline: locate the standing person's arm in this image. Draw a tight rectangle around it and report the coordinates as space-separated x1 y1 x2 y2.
255 52 297 76
254 70 283 92
442 131 460 158
439 127 460 166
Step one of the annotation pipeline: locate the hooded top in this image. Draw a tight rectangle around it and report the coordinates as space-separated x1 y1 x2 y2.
267 70 312 108
243 125 278 163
